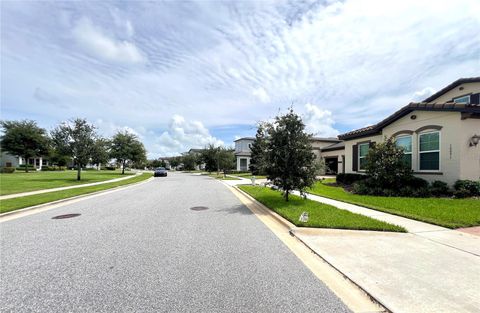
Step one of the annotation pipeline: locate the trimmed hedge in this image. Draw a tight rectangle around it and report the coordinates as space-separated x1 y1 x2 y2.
336 173 366 185
0 167 15 173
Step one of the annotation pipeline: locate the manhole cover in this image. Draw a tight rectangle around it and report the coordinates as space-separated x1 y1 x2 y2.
190 206 209 211
52 213 81 219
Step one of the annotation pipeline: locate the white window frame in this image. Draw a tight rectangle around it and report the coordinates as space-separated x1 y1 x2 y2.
395 135 412 169
418 130 441 172
358 143 369 171
453 95 470 104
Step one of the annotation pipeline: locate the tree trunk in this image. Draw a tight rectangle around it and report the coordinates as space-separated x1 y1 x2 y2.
122 160 126 174
24 156 29 172
285 190 289 202
77 164 81 181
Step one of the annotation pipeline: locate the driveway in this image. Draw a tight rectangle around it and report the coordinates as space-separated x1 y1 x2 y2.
0 172 350 313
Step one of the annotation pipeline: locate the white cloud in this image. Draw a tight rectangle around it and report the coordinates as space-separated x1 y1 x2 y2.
303 103 339 138
154 115 223 156
72 17 145 64
252 87 270 103
412 87 436 102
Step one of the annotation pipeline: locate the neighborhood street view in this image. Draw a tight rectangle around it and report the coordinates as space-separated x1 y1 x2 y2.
1 1 479 313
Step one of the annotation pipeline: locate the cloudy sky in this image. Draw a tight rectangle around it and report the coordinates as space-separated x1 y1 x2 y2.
2 0 479 157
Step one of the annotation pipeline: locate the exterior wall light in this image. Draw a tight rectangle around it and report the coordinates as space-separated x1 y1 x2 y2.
470 134 480 147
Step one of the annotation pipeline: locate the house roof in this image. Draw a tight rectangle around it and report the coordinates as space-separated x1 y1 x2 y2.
311 137 341 143
423 77 480 102
321 141 345 152
339 102 480 140
234 137 255 142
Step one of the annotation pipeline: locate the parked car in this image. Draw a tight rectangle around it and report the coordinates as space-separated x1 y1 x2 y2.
154 167 168 177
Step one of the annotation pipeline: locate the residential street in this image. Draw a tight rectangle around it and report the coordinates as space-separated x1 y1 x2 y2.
0 172 350 313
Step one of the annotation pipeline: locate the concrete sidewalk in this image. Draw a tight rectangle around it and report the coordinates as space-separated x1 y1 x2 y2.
293 190 480 256
0 172 142 200
292 228 480 313
286 191 480 313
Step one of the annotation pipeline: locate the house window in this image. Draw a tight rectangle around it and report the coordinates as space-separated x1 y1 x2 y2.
240 158 248 171
358 143 369 170
453 95 470 104
419 131 440 171
395 135 412 168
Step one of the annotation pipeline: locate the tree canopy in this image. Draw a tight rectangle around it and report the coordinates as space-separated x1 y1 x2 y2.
0 120 50 172
51 118 98 180
110 131 147 174
249 122 270 175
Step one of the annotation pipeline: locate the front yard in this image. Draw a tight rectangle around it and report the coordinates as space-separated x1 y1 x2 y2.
239 185 405 232
0 172 152 214
0 170 133 195
308 180 480 229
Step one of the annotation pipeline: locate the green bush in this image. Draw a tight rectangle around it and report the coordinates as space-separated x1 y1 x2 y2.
353 177 432 198
453 180 480 198
0 167 15 173
430 180 450 197
102 166 116 170
336 173 366 185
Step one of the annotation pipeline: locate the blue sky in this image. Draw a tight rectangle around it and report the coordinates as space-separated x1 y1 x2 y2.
1 0 479 158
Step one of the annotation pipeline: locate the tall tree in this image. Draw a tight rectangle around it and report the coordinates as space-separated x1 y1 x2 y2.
51 118 97 180
266 109 316 201
110 131 147 174
249 122 270 175
0 120 49 172
90 138 111 169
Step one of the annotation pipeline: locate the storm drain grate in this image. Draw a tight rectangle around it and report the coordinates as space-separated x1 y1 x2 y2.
52 213 81 219
190 206 209 211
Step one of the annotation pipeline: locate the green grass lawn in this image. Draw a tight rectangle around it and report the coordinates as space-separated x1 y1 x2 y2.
0 172 152 214
308 180 480 229
239 185 405 232
0 170 133 195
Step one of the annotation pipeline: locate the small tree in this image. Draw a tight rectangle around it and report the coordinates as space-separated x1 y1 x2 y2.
0 120 49 172
169 156 180 169
266 109 317 201
181 153 197 171
249 122 270 175
51 118 97 180
90 138 111 169
216 147 235 176
364 136 413 189
201 144 219 173
110 131 147 174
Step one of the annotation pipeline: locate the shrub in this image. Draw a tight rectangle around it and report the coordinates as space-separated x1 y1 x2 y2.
0 167 15 173
353 177 431 197
430 180 450 197
401 176 429 189
103 166 116 170
453 180 480 198
336 173 366 185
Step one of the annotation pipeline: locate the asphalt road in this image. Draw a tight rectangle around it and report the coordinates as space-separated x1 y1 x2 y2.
1 172 350 313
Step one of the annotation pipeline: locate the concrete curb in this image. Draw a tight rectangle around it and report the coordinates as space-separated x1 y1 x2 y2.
0 176 154 220
228 183 390 313
231 185 295 230
289 228 393 313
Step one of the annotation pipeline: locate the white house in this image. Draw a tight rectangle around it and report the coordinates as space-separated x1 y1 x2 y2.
234 137 255 171
339 77 480 185
0 152 49 170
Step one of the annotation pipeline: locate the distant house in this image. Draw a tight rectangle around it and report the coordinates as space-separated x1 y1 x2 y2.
181 148 205 170
339 77 480 185
0 152 50 170
234 137 255 171
234 136 346 174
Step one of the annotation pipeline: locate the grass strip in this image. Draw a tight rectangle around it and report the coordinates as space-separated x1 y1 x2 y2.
0 173 152 214
0 170 133 196
239 185 405 232
308 180 480 229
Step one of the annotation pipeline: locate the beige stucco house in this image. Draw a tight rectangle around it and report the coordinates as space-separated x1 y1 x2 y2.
339 77 480 186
